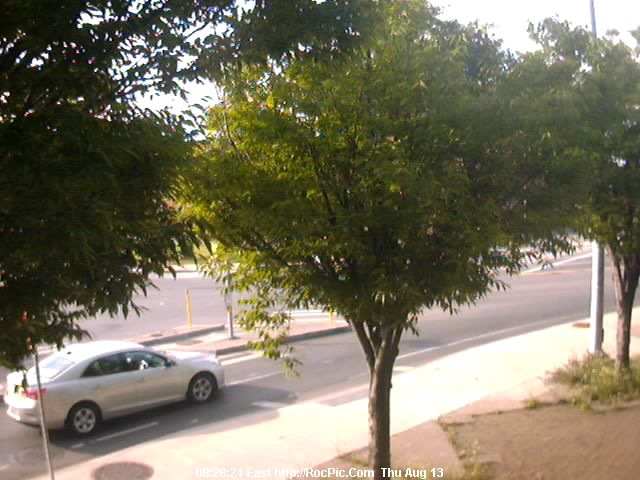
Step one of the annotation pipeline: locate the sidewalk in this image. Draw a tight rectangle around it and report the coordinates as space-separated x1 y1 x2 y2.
31 308 639 480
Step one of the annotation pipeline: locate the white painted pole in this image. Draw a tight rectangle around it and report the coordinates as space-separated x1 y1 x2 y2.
589 241 605 353
224 273 235 339
588 1 604 354
34 348 55 480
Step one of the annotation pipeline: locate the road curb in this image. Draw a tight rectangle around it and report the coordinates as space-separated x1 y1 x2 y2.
133 324 225 347
215 325 352 355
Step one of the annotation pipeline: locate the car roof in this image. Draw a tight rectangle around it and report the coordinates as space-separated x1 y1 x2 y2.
54 340 144 363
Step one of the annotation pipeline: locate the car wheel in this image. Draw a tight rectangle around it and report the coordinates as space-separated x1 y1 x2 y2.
66 402 101 436
187 373 217 404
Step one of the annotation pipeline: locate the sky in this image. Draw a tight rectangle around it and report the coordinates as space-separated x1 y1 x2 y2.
146 0 639 113
432 0 639 53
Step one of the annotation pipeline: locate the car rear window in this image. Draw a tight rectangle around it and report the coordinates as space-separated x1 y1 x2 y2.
39 354 75 378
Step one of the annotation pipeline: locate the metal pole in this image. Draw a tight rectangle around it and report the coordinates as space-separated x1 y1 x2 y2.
185 289 193 329
33 348 56 480
589 241 605 353
224 273 235 339
588 1 605 354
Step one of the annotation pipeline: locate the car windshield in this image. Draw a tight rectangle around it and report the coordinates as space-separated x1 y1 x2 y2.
37 354 75 379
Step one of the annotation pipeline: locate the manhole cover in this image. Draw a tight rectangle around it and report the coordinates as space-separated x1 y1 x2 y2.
11 447 63 465
176 339 202 346
572 321 590 329
92 462 154 480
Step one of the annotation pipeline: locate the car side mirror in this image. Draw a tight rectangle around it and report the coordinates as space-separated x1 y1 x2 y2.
165 359 176 368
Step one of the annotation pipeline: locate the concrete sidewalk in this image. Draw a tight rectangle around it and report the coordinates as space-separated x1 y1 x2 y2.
31 309 640 480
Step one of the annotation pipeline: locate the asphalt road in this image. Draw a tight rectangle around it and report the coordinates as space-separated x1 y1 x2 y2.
80 274 226 341
0 253 622 479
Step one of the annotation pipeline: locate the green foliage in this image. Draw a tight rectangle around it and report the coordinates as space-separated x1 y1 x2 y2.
577 35 640 260
183 0 579 358
183 4 587 472
1 0 225 368
457 463 491 480
223 0 378 67
552 354 640 405
524 398 542 410
1 0 375 369
0 106 194 368
529 19 640 368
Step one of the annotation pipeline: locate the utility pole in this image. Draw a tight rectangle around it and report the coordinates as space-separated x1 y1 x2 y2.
224 272 235 339
589 241 605 352
588 0 605 354
23 311 55 480
34 347 56 480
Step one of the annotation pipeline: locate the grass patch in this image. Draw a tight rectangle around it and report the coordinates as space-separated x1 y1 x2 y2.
551 353 640 405
457 462 492 480
524 398 542 410
336 451 369 468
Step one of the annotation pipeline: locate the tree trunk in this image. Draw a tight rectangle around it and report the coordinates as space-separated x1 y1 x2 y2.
612 255 639 370
616 295 633 369
368 351 393 477
367 327 402 480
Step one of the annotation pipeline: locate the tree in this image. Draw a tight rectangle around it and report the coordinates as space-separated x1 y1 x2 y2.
577 30 640 370
0 0 376 369
528 19 640 370
182 2 581 475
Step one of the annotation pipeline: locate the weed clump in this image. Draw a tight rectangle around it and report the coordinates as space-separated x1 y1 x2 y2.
552 354 640 405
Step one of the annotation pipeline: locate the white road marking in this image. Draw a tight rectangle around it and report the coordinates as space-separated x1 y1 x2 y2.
94 421 159 442
221 351 254 361
287 309 325 315
522 252 593 274
393 366 414 372
226 371 282 386
314 317 578 404
222 352 262 366
397 317 568 361
71 443 85 449
396 346 438 360
252 401 288 409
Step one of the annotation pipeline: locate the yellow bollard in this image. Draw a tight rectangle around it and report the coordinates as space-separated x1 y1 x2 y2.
186 289 193 329
329 308 335 325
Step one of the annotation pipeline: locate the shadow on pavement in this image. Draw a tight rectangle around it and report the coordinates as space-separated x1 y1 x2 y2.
7 384 292 480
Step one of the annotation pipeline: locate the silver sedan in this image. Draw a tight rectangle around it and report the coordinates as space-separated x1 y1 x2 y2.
3 340 224 436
